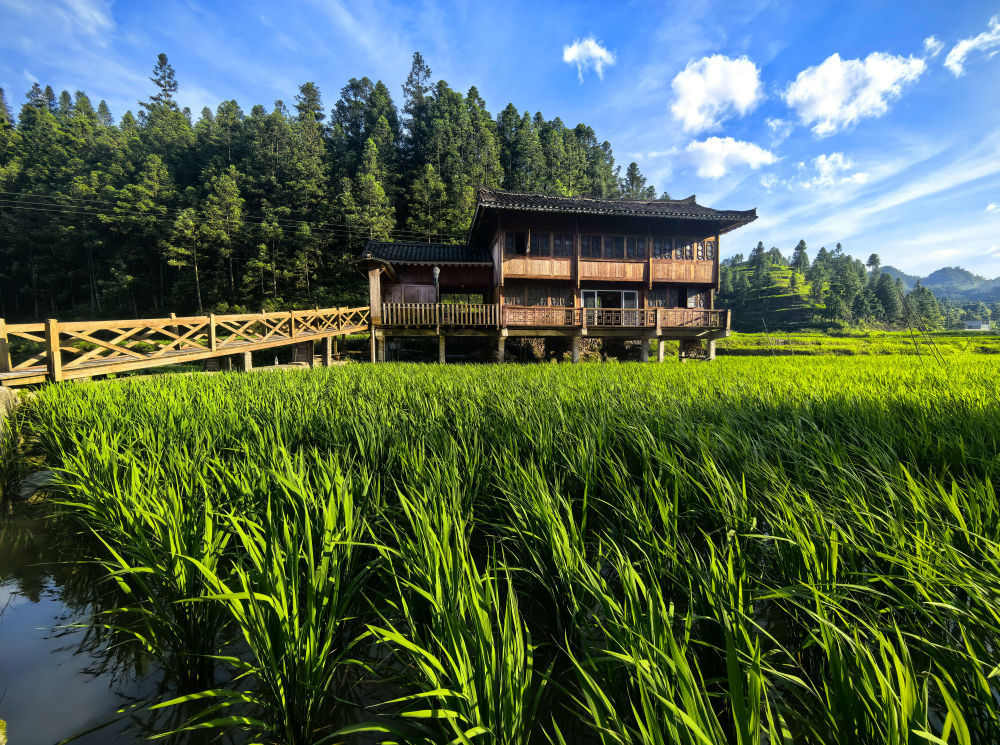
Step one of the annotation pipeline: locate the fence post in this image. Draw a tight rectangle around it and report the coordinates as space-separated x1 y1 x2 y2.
45 318 63 382
209 314 217 351
0 318 10 373
289 310 296 338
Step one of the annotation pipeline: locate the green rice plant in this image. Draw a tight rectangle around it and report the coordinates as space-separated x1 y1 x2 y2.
158 450 374 745
364 473 547 744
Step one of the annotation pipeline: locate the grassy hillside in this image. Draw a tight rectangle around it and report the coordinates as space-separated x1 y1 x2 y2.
719 263 821 332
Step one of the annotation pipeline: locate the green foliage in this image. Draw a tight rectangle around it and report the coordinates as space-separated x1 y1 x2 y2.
16 357 1000 743
0 51 650 320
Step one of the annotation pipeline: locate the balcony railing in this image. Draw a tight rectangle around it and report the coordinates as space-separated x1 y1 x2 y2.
378 304 728 330
380 302 500 327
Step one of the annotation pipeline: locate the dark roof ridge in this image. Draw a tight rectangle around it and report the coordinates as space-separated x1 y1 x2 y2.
478 185 699 207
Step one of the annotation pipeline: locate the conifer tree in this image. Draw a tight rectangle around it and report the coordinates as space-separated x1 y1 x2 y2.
407 163 448 241
791 240 809 271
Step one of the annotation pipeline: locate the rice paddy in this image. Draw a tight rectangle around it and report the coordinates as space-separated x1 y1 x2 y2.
7 356 1000 744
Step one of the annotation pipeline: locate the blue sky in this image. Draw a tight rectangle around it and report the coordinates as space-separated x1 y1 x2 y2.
2 0 1000 276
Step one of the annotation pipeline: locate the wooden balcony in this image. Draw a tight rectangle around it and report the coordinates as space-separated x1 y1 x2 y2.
378 303 728 332
380 303 500 327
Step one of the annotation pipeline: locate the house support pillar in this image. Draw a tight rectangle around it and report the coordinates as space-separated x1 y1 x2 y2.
657 339 665 363
369 329 377 363
496 334 506 363
707 339 717 361
377 333 386 363
571 335 581 363
238 351 252 371
438 335 446 364
640 334 651 363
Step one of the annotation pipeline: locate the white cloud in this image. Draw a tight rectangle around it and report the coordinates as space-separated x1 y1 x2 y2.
805 153 870 188
562 36 615 81
759 173 779 191
923 36 944 58
783 52 926 136
685 136 776 179
670 55 763 133
766 117 793 145
987 202 999 213
945 15 1000 76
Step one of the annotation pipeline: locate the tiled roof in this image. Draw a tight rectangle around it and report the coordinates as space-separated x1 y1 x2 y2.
476 187 756 232
362 241 493 265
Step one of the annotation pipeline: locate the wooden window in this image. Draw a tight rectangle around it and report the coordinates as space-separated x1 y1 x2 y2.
627 236 638 259
648 287 680 307
686 287 706 308
505 281 524 305
697 242 705 261
530 232 551 257
550 286 573 306
637 237 646 259
525 282 548 306
553 234 574 257
604 235 624 259
505 232 527 255
678 239 694 260
705 240 716 260
653 237 671 259
581 234 600 257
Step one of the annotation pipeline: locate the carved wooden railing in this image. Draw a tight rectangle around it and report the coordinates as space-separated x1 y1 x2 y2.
376 304 729 331
504 307 580 327
0 306 370 386
380 303 500 327
655 308 729 328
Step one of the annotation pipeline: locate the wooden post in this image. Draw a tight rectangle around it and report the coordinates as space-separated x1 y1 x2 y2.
496 334 505 363
44 318 63 382
209 314 217 351
640 335 650 363
438 335 446 364
322 336 332 366
369 329 377 363
0 319 11 373
333 336 339 358
377 335 386 363
657 339 665 363
169 312 179 340
707 339 717 361
289 311 296 339
571 335 581 364
240 351 252 371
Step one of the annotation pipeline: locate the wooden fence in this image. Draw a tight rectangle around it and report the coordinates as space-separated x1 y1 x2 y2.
0 306 370 387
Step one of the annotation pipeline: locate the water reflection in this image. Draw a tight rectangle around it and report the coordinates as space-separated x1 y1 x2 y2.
0 511 224 745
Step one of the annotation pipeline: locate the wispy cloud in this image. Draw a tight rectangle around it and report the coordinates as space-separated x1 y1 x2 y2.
923 36 944 58
685 136 776 179
987 202 999 213
670 54 762 133
562 36 615 81
945 15 1000 76
784 51 926 137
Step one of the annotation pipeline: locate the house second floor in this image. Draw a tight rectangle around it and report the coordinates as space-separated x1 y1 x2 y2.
361 187 756 330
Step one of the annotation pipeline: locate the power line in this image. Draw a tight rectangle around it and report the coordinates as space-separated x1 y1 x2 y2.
0 196 469 243
0 189 470 239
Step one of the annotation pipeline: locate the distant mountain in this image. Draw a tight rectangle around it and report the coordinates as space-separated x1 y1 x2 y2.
882 265 1000 302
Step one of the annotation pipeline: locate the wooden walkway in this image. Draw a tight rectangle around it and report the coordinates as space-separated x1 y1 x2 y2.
0 307 371 387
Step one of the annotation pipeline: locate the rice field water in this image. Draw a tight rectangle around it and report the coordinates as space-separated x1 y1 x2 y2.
8 356 1000 744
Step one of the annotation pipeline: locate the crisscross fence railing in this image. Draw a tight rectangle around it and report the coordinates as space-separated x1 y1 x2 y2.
0 306 370 386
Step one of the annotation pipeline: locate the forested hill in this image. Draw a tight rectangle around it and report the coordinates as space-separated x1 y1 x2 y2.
0 52 662 321
882 266 1000 302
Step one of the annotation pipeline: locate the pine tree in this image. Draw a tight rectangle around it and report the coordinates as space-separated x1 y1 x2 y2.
407 163 448 241
294 82 324 122
619 161 656 199
353 139 394 241
140 53 180 119
96 100 113 126
791 240 809 271
875 272 903 325
165 206 205 312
